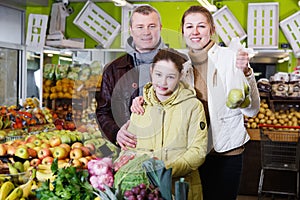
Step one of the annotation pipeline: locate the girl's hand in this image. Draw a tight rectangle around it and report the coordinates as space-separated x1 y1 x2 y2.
130 96 145 115
116 120 137 150
236 50 251 75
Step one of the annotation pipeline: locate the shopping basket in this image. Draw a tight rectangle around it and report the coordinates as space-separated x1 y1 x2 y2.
258 124 300 199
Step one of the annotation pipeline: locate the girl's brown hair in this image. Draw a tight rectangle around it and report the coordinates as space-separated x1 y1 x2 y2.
181 5 215 35
152 48 188 72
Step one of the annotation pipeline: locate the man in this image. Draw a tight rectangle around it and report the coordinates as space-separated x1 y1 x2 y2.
95 5 166 147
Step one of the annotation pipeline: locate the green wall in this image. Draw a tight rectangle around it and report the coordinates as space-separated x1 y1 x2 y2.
26 0 299 71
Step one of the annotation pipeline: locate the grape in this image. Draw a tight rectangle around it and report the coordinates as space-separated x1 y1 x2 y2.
131 186 140 195
140 189 147 197
127 195 137 200
148 193 154 199
124 190 134 197
139 183 147 189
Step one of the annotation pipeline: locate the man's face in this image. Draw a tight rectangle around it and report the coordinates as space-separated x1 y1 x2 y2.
130 12 162 53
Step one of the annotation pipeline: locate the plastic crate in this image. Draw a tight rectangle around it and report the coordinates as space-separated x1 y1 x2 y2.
212 6 247 46
73 1 121 48
279 11 300 58
26 14 48 52
247 2 279 49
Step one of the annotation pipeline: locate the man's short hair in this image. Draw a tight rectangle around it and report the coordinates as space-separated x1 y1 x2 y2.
129 5 161 27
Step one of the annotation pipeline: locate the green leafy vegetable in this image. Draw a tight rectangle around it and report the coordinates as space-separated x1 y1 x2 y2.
36 159 96 200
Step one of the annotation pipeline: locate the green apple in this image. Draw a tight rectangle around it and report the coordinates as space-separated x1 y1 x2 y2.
15 146 29 159
240 96 251 108
33 139 42 146
53 146 68 160
25 142 35 149
227 89 244 105
60 135 71 144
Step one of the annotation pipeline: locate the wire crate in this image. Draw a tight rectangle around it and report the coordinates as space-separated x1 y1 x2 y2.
258 124 300 199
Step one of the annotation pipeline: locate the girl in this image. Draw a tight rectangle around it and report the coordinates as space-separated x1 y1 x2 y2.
125 48 207 199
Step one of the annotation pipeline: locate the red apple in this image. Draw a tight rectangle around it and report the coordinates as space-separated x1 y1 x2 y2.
26 135 37 143
42 156 54 165
71 159 82 168
30 158 41 167
71 142 83 149
80 146 91 157
6 146 16 155
15 146 29 159
49 136 61 147
0 144 7 156
59 143 71 153
38 148 52 160
84 143 96 155
69 148 83 160
53 146 67 160
79 157 89 169
27 148 37 158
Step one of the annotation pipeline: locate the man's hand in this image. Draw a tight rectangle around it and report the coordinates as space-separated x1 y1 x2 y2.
130 96 145 115
236 50 251 75
116 120 137 150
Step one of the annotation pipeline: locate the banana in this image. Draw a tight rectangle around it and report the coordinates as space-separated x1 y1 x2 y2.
36 170 55 182
37 164 51 171
0 181 15 200
19 179 33 198
4 187 23 200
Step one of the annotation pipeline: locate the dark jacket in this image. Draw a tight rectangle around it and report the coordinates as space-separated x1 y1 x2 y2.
95 53 140 144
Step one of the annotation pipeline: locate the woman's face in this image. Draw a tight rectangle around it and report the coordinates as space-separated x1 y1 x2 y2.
182 13 212 51
151 60 181 101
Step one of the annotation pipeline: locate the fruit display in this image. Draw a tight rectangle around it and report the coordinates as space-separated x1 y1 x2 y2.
0 105 56 131
245 99 300 129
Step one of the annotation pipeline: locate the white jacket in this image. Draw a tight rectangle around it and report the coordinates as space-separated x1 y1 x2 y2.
182 44 260 153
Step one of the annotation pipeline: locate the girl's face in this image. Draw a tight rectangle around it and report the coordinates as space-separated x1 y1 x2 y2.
151 60 181 101
182 13 212 51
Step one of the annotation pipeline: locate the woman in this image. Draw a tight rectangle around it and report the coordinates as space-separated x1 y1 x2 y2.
123 48 208 199
129 6 260 200
180 6 260 200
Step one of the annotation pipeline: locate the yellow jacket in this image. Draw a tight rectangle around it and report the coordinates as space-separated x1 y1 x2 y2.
127 81 208 200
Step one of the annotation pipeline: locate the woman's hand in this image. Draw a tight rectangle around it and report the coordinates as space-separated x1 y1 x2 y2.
116 120 137 150
130 96 145 115
236 50 251 75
